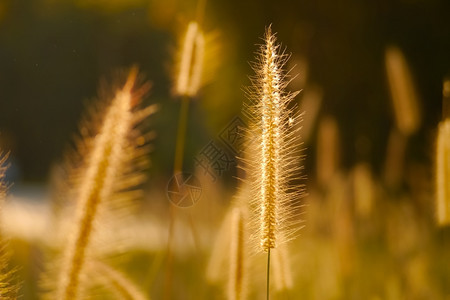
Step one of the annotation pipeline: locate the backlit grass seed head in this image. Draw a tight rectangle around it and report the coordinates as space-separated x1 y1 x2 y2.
385 46 421 136
55 68 155 300
175 21 205 97
436 119 450 225
243 27 303 253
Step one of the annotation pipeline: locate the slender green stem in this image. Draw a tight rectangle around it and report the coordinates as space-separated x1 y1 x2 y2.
267 248 271 300
173 96 190 173
164 95 190 300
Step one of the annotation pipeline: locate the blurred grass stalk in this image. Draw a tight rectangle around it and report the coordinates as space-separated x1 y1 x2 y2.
165 19 205 300
436 79 450 226
384 46 421 188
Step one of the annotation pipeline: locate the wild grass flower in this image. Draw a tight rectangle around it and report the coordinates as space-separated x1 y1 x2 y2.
54 68 156 299
243 26 303 298
175 21 205 98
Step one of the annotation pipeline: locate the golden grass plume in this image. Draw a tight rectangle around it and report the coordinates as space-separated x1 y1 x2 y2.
50 67 156 299
243 26 304 253
175 21 205 97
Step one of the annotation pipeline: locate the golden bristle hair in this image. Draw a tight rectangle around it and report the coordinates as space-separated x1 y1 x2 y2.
436 119 450 225
242 26 304 253
385 45 421 136
175 21 206 97
49 67 156 300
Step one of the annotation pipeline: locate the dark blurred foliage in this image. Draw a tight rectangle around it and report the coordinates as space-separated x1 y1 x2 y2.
0 0 449 181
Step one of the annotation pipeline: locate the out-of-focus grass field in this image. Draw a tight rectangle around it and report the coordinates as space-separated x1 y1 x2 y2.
1 0 450 299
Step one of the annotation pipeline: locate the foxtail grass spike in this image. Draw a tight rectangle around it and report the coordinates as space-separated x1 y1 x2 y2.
175 21 205 97
55 68 155 300
244 26 303 253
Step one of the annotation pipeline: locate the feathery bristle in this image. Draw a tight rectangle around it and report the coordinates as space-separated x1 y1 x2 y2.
175 21 205 97
54 68 155 300
385 46 421 136
243 27 303 253
436 119 450 225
